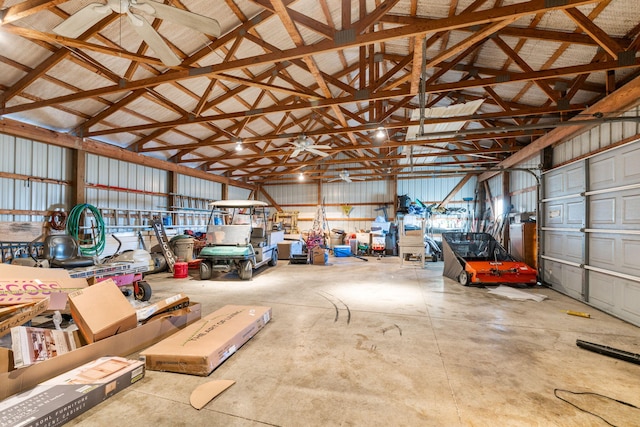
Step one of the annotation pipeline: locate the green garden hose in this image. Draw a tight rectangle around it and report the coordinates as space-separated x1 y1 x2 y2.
66 203 106 256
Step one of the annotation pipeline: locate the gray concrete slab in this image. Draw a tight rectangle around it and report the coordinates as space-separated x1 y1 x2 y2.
65 256 640 426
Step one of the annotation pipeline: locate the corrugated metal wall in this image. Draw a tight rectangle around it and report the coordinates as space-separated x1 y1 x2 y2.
0 134 71 222
397 175 477 206
509 157 541 215
85 154 168 212
177 174 222 201
552 105 640 166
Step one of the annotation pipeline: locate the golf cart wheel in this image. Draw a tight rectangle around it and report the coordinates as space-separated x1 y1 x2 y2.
458 271 470 286
199 260 212 280
135 281 152 301
268 249 278 267
238 260 253 280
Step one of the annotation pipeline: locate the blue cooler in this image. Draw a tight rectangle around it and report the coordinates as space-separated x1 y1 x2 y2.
334 245 351 257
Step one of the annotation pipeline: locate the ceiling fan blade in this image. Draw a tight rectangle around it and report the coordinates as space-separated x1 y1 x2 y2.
291 149 301 158
306 148 330 157
128 12 181 66
312 145 332 149
344 177 352 183
134 1 221 37
52 3 112 38
328 178 340 182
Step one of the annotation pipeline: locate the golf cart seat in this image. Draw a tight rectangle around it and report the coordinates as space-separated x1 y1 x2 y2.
43 234 95 269
250 227 265 247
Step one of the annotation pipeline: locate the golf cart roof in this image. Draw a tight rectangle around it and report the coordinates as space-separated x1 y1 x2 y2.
209 200 268 208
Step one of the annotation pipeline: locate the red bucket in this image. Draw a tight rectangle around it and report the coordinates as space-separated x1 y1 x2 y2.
173 262 189 278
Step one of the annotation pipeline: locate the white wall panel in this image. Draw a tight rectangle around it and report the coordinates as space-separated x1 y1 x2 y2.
176 174 222 201
228 186 251 201
397 176 477 206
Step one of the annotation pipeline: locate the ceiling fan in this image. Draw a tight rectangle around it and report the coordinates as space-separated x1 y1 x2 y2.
287 135 331 158
328 170 365 183
52 0 221 66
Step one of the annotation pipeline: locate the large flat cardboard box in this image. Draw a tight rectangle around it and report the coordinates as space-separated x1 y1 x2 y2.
0 264 87 306
0 356 144 427
68 279 137 343
141 305 271 376
0 303 201 400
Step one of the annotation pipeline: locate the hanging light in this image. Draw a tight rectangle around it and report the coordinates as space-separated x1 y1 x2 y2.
234 139 243 152
375 126 386 139
298 173 305 181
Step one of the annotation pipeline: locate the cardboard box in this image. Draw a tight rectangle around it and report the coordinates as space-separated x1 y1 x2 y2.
141 305 271 376
277 240 304 259
0 356 144 427
11 326 81 367
68 279 137 343
136 293 190 322
0 303 201 400
0 299 50 338
0 264 87 306
310 247 326 265
0 347 13 373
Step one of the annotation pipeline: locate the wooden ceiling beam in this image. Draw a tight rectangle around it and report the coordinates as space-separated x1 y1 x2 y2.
1 0 603 116
563 7 624 59
71 55 636 138
138 106 566 153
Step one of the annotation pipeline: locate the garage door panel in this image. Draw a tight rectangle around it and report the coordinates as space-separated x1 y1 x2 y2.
621 282 640 325
544 198 584 227
622 147 640 182
588 271 640 326
593 234 640 278
543 140 640 326
589 236 615 265
589 271 615 307
542 261 582 300
622 194 640 223
566 201 585 224
589 156 615 188
544 163 585 197
543 231 583 262
590 198 616 224
561 265 583 300
590 188 640 229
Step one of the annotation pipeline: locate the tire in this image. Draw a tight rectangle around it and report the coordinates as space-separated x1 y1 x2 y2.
199 260 212 280
238 260 253 280
135 280 152 301
458 271 470 286
268 249 278 266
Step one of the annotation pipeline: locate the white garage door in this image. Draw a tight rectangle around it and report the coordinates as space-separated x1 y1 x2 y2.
541 142 640 326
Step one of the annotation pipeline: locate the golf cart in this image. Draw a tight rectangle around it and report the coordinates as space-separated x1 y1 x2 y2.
198 200 279 280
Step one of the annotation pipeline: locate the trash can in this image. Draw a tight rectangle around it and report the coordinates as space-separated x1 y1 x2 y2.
171 237 195 262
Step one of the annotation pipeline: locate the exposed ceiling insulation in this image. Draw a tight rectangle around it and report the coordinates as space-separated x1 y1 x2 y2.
0 0 638 186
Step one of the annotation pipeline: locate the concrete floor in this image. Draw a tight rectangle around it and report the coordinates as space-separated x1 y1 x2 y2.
66 256 640 426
